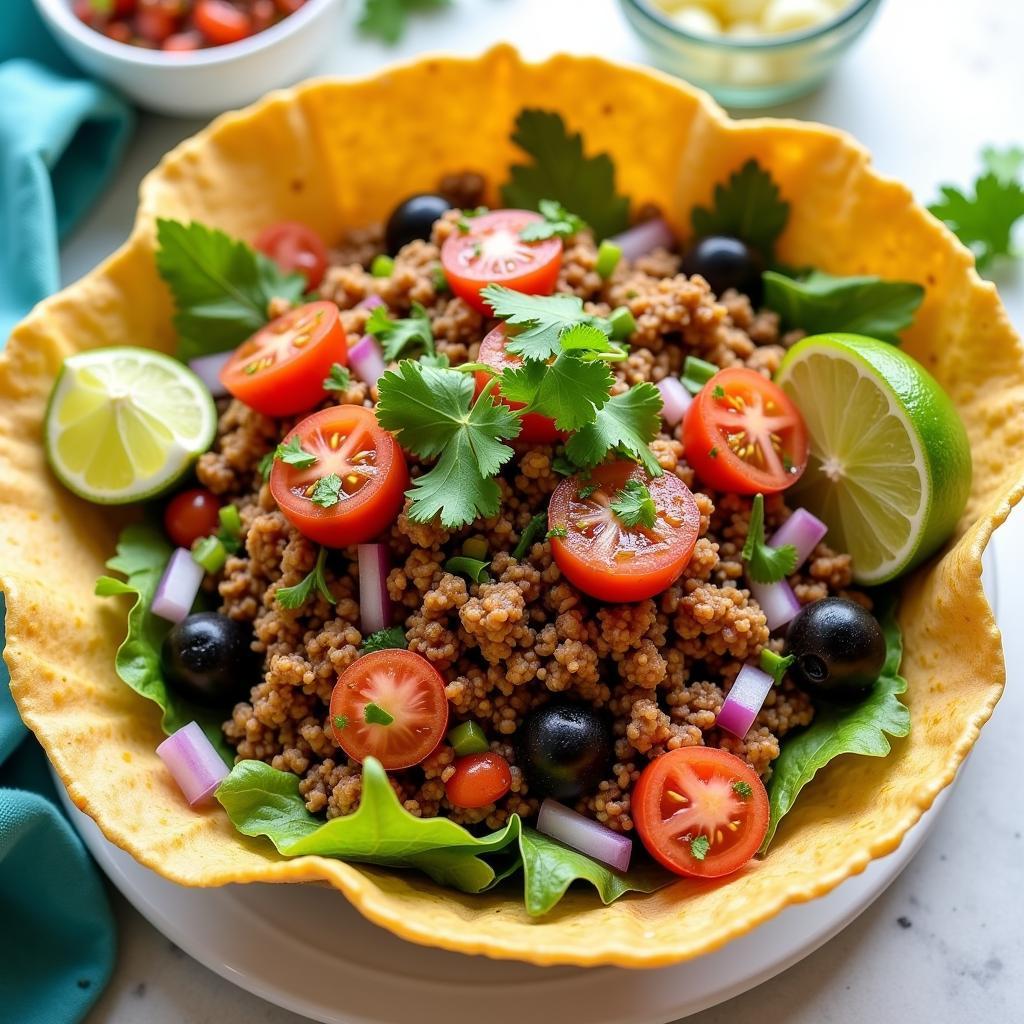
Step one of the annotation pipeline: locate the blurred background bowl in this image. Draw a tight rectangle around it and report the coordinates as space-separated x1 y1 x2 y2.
618 0 884 108
32 0 346 117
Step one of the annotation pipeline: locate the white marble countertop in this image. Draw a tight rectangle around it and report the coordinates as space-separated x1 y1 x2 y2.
52 0 1023 1020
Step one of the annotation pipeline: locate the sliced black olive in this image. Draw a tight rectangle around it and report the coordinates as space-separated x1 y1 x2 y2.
518 702 613 801
680 235 764 304
384 194 452 255
160 612 259 708
786 598 886 694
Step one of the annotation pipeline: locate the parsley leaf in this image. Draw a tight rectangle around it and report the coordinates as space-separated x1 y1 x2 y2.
742 494 798 584
501 109 630 239
519 199 586 241
274 436 318 469
609 480 657 528
276 547 336 610
481 285 611 361
366 302 435 361
762 270 925 345
357 0 449 43
929 146 1024 269
499 354 613 431
155 219 306 361
565 383 664 476
310 474 343 509
690 159 790 257
364 702 395 726
689 835 711 861
323 363 351 392
361 626 407 653
732 781 753 799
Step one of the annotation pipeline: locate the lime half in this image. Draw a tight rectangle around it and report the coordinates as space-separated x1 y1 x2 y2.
775 333 971 585
45 347 217 505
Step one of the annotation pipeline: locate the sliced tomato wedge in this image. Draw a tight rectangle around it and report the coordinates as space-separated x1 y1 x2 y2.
269 405 408 547
220 301 347 417
441 209 562 314
547 461 701 603
330 650 449 770
633 747 768 879
474 325 561 444
255 221 329 290
681 367 808 494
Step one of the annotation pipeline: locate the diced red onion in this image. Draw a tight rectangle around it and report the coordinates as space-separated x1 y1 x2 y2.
187 350 232 398
357 295 386 311
749 578 802 631
537 798 633 872
349 335 387 386
151 547 204 624
656 375 692 427
358 543 392 635
156 721 229 807
607 218 675 262
717 664 774 738
769 508 828 569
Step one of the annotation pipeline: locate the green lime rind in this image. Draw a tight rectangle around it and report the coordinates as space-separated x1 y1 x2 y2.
45 347 217 506
776 333 971 585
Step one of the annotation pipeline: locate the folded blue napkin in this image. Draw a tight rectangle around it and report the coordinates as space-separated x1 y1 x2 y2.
2 3 134 1020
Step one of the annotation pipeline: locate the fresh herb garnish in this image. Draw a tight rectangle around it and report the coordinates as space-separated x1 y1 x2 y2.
364 702 395 726
742 494 798 584
760 648 796 685
690 159 790 257
732 781 753 799
432 264 449 292
929 146 1024 270
361 626 407 653
365 302 435 361
552 454 580 476
681 355 718 395
762 270 925 346
609 480 657 528
578 482 598 499
501 109 630 239
276 547 336 609
444 555 491 583
512 512 549 560
546 526 568 539
689 835 711 861
519 198 586 241
274 435 318 469
323 363 351 393
357 0 450 43
333 715 349 731
155 219 306 361
564 383 664 477
712 385 726 398
310 473 343 508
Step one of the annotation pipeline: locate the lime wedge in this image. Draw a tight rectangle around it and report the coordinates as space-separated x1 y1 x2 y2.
775 334 971 585
45 347 217 505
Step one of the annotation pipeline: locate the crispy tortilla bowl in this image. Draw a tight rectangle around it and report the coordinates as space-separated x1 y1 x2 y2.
2 45 1023 968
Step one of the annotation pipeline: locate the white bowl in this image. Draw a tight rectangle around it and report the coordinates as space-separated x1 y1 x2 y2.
32 0 346 117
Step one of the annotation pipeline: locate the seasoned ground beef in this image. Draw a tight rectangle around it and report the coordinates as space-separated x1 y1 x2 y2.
201 179 864 834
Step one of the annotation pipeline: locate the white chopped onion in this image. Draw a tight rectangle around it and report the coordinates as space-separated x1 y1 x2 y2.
769 508 828 569
349 335 387 386
151 548 204 624
358 543 392 635
749 578 802 631
357 295 386 311
187 350 232 398
537 798 633 873
656 375 692 427
156 721 229 807
607 218 675 261
717 664 775 738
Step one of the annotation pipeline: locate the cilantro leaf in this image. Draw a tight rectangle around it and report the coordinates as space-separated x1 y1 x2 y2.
499 354 613 431
323 363 351 392
742 494 798 584
501 109 630 239
366 302 435 361
690 159 790 256
155 219 306 362
364 702 395 726
274 435 318 469
357 0 449 43
609 480 657 528
310 473 342 509
361 626 407 653
519 199 586 241
258 451 274 481
762 270 925 345
333 715 349 731
565 383 663 476
689 835 711 861
481 285 610 361
732 781 753 799
982 144 1024 184
276 547 336 610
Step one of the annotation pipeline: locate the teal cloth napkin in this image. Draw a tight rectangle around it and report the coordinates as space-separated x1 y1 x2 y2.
2 3 134 1020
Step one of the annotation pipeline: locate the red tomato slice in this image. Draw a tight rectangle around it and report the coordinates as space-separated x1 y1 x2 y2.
270 405 408 547
164 488 221 548
474 325 561 444
330 650 449 771
255 221 328 290
445 752 512 808
220 301 347 417
548 461 701 603
633 747 768 879
681 367 808 495
441 209 562 315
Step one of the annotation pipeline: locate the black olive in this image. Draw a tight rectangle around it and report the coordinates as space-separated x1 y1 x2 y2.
384 194 452 255
518 702 613 801
786 598 886 694
680 236 764 304
160 612 260 708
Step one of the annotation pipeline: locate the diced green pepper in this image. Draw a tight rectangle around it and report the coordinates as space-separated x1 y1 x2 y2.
447 721 489 756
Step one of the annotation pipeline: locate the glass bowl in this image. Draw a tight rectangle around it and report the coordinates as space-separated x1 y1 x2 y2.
618 0 884 108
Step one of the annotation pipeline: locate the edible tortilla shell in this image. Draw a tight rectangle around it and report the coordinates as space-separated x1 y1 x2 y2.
2 47 1022 968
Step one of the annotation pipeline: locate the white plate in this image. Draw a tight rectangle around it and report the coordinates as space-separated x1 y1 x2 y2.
57 547 998 1024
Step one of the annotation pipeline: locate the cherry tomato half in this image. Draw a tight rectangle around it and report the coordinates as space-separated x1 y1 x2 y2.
681 367 808 495
548 461 700 603
474 325 561 444
445 752 512 808
221 300 347 417
633 747 768 879
441 209 562 315
255 221 329 290
194 0 252 46
270 405 408 547
330 650 449 771
164 488 221 549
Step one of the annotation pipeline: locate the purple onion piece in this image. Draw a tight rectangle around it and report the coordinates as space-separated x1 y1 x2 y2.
187 350 232 398
156 721 229 807
358 543 392 635
537 798 633 873
349 335 387 387
151 548 205 624
769 509 829 569
749 578 802 632
357 294 386 312
655 375 692 427
607 218 675 262
717 664 775 738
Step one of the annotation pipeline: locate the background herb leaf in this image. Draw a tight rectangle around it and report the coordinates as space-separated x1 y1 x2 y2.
357 0 450 44
361 626 407 653
482 286 610 361
366 302 435 361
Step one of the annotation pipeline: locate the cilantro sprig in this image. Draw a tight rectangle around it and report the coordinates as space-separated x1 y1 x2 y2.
361 626 407 653
519 199 586 242
323 363 351 393
565 384 664 477
277 547 336 610
357 0 449 43
609 480 657 528
366 302 435 361
742 494 798 584
274 436 318 469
